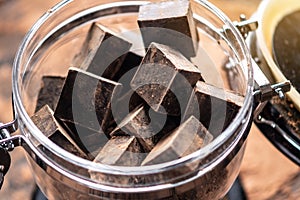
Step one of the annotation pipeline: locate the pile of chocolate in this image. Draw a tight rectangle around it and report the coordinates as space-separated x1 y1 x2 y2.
31 0 243 170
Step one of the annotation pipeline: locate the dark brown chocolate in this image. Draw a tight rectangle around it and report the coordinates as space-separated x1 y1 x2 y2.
184 81 244 136
35 76 65 112
111 52 143 82
111 90 145 124
110 105 180 152
73 23 132 79
54 67 122 155
110 105 156 151
109 51 145 123
131 42 202 116
58 120 109 158
138 0 198 58
31 105 89 159
141 116 213 166
92 136 144 166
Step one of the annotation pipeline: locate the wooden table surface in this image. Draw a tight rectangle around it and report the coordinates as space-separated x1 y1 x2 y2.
0 0 299 199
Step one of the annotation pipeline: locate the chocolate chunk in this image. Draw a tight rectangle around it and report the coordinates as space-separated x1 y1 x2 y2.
109 52 144 124
58 120 108 158
54 67 122 154
110 105 156 151
35 76 65 112
110 105 180 152
73 23 132 79
141 116 213 166
184 81 244 136
31 105 89 159
138 0 198 58
111 90 145 123
131 42 202 116
111 52 143 82
110 53 145 125
92 136 144 166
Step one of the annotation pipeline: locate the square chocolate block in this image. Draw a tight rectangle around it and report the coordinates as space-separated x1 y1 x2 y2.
184 81 244 136
58 120 109 158
92 136 144 166
110 105 180 152
73 23 132 79
138 0 198 58
31 105 89 160
35 76 65 112
54 67 122 153
109 52 144 123
141 116 213 166
111 52 143 82
131 42 203 116
110 90 145 126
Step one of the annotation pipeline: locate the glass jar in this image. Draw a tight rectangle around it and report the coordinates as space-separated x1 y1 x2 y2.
247 0 300 166
9 0 253 199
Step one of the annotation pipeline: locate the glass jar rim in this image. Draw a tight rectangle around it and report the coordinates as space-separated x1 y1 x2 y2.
12 0 254 176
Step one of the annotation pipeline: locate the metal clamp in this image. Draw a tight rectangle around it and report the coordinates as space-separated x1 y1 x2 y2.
252 58 291 102
0 119 18 134
0 96 18 151
253 81 291 102
0 134 24 190
0 120 18 151
251 57 295 164
252 57 291 122
0 121 20 190
231 15 292 119
233 14 258 39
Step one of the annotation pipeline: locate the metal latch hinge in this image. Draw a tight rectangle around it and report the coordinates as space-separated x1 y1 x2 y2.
0 116 18 151
221 14 291 120
252 57 292 121
252 56 291 102
231 15 291 106
0 95 18 151
233 14 258 39
0 120 18 151
253 81 291 103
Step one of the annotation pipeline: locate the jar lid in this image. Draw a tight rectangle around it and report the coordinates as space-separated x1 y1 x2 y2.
249 0 300 165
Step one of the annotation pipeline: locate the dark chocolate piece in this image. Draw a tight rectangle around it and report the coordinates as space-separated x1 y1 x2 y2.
111 90 145 124
109 52 145 123
58 120 109 158
35 76 65 112
31 105 89 159
131 42 202 116
184 81 244 136
111 52 143 82
92 136 144 166
138 0 198 58
141 116 213 166
110 105 156 151
73 23 132 79
110 105 179 152
54 67 122 154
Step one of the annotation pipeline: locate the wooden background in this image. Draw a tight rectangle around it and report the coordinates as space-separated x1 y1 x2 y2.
0 0 299 199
